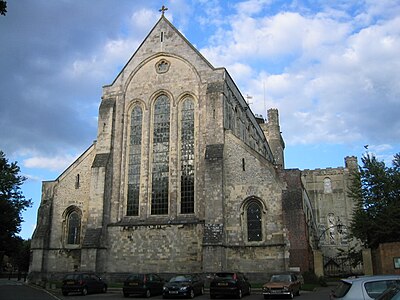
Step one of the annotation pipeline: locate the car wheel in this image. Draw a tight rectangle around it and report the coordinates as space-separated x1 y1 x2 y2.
123 292 129 297
62 291 68 296
189 289 195 299
145 289 151 298
82 287 88 296
237 289 242 299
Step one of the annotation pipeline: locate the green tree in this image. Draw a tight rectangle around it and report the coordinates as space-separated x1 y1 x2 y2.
10 238 31 272
0 1 7 16
349 152 400 248
0 150 32 258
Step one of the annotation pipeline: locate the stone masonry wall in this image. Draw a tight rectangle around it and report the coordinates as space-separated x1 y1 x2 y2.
302 159 357 258
223 132 288 273
106 223 204 274
372 242 400 275
32 145 95 276
283 169 314 273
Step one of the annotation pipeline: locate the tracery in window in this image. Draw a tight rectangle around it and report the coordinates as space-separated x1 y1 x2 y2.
67 211 81 245
180 98 195 214
127 106 142 216
247 201 262 241
151 95 170 215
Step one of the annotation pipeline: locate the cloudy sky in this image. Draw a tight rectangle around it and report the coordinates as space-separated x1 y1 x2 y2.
1 0 399 239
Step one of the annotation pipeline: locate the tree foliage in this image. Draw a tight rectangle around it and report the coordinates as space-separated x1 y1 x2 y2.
349 152 400 249
0 1 7 16
0 150 32 256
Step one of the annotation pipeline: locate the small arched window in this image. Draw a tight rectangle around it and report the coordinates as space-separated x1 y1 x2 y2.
324 177 332 193
247 201 262 242
67 211 81 245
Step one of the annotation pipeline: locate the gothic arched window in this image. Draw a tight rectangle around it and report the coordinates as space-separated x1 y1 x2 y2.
67 211 81 245
151 95 170 215
247 201 262 241
127 106 143 216
180 98 195 214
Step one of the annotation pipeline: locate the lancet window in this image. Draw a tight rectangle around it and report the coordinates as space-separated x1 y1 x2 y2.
151 95 170 215
247 201 263 241
180 98 195 214
66 210 81 245
127 106 142 216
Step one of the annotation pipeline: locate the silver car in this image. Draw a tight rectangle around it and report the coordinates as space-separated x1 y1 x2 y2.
330 275 400 300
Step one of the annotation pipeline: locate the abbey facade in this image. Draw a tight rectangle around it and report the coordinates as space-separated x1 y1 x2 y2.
29 15 359 283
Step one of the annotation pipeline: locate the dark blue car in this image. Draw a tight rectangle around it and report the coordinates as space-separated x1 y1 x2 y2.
163 274 204 298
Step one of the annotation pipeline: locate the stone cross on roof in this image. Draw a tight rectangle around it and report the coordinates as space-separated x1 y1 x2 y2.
159 5 168 15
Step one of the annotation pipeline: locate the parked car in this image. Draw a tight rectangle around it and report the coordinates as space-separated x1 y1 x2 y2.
376 285 400 300
330 275 400 300
61 272 107 296
262 273 301 299
209 272 251 299
163 274 204 298
123 273 164 297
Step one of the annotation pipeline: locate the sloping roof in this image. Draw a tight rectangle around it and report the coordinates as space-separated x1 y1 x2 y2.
107 15 216 87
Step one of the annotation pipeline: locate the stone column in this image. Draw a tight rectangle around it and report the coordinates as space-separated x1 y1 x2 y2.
313 250 324 277
362 248 374 275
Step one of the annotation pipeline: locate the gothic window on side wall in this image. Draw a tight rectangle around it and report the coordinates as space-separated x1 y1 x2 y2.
180 97 195 214
65 208 81 245
247 200 263 242
127 106 142 216
151 95 170 215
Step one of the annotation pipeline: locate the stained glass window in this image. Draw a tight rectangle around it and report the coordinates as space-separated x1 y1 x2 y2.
151 95 170 215
247 201 262 241
67 211 81 245
180 98 195 214
127 106 142 216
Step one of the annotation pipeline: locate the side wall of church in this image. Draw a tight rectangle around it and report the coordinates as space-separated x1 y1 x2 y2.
30 145 95 280
223 132 288 274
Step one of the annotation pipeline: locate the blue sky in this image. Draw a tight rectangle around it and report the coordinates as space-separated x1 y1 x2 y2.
1 0 399 240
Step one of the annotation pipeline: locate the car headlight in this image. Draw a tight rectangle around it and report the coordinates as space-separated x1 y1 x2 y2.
163 287 168 291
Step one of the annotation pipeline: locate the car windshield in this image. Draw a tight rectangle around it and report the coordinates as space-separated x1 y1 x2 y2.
170 275 191 282
332 281 352 298
127 274 145 281
270 275 291 282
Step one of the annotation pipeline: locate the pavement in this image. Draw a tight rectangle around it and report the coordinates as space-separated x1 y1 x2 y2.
0 277 27 286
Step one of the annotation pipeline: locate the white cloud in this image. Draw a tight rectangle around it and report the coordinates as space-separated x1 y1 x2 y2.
23 154 77 172
199 3 400 148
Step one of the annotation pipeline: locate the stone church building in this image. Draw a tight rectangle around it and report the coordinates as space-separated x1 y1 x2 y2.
30 14 359 282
